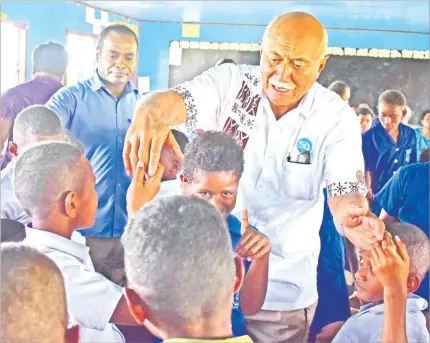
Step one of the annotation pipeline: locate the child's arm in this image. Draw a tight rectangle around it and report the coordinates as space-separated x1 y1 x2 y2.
235 210 270 315
370 234 409 343
127 161 164 217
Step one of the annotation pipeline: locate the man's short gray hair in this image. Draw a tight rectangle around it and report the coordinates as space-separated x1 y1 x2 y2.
32 42 68 78
1 243 67 343
13 105 64 149
122 195 236 325
14 142 85 219
184 131 244 182
386 222 430 279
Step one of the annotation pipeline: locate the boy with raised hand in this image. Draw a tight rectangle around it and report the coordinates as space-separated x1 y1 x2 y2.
317 222 429 343
180 130 270 336
123 195 253 343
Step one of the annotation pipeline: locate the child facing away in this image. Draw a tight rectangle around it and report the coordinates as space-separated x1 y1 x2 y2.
180 130 270 336
317 222 429 343
14 142 145 343
156 129 189 199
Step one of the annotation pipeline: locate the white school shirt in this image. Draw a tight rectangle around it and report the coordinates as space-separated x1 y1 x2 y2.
173 63 366 311
1 159 31 224
332 294 429 343
23 228 125 343
154 178 182 200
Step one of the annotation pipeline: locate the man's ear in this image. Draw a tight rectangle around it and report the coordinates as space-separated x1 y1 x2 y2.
318 55 329 74
124 287 146 325
233 256 245 294
8 141 18 157
401 107 407 120
95 47 101 64
407 273 421 294
63 191 78 218
65 325 80 343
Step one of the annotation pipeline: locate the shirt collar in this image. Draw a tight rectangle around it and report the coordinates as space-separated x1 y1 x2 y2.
359 294 428 315
24 227 90 264
227 214 241 235
33 73 63 86
90 70 138 96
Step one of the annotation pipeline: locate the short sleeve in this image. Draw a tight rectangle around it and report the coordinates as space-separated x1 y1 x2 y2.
323 106 367 198
0 91 19 120
171 64 237 132
375 166 406 217
48 253 122 330
46 87 77 129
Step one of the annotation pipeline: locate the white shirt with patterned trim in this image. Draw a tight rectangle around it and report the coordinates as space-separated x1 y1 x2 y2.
173 63 366 311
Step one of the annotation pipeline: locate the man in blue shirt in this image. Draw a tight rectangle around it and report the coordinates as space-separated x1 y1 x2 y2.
376 161 429 303
362 90 417 216
47 24 139 240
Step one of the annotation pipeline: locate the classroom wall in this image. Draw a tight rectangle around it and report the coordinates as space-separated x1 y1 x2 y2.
1 1 135 81
1 1 429 91
138 21 430 90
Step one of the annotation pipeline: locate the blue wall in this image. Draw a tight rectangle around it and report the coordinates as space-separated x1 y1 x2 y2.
2 1 429 90
1 1 133 81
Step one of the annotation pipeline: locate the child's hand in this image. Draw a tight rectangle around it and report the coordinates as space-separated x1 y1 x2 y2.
370 234 409 292
126 161 164 217
234 210 271 261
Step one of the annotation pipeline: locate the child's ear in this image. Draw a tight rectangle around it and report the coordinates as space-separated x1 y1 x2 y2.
406 273 420 294
180 173 190 194
63 191 78 218
233 256 245 294
124 287 146 325
8 141 18 157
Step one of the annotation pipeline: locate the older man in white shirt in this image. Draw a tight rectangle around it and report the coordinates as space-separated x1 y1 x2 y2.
123 12 385 343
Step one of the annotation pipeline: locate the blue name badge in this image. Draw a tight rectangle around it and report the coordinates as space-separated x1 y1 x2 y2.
297 138 312 153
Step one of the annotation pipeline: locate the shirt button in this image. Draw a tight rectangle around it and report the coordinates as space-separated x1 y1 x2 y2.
393 170 397 175
394 159 398 164
396 148 399 152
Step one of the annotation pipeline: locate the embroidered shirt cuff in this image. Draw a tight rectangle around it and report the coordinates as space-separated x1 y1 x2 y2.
173 85 197 132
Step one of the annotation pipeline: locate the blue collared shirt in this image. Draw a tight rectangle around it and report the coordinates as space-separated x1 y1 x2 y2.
362 121 417 193
375 162 429 302
47 72 139 237
332 294 429 343
415 127 430 159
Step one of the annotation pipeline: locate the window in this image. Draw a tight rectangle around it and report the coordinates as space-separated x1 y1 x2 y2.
66 30 98 86
0 20 27 93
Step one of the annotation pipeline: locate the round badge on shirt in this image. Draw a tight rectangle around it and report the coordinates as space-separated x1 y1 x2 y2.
297 138 312 153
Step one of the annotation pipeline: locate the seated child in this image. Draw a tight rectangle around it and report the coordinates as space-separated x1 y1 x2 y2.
156 129 189 198
318 222 429 343
15 142 139 343
122 195 253 342
1 242 79 343
181 130 270 336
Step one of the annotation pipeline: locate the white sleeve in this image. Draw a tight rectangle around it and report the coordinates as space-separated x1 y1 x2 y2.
171 63 237 132
50 253 123 330
323 105 367 198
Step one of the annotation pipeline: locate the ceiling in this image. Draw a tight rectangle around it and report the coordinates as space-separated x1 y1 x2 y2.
80 1 430 32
